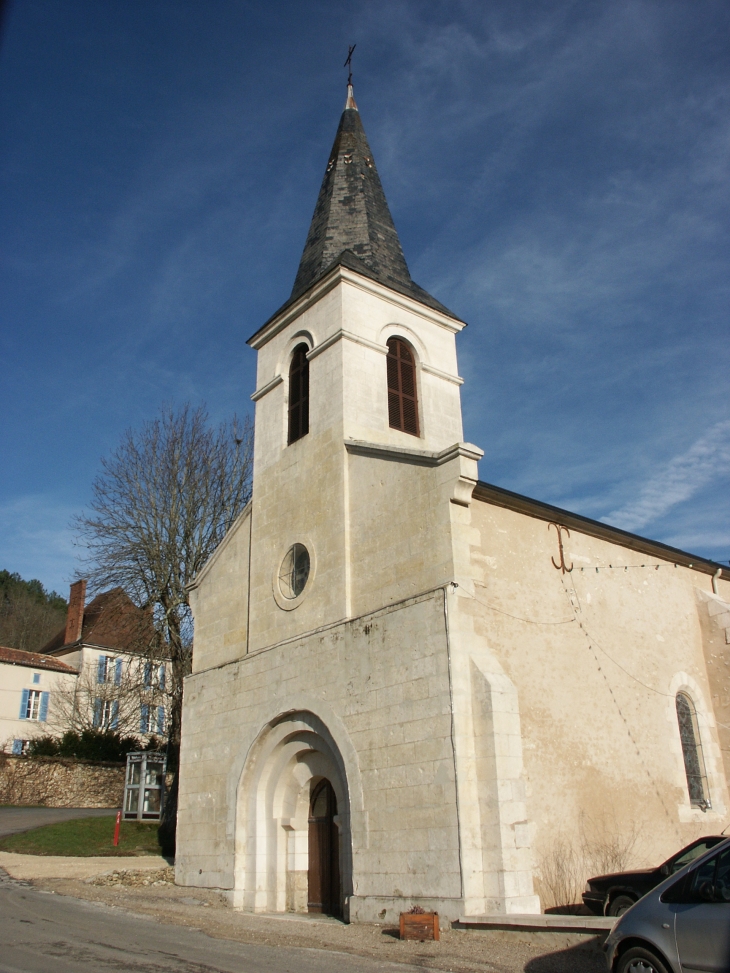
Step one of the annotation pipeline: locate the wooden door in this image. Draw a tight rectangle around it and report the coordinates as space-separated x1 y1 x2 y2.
307 779 341 915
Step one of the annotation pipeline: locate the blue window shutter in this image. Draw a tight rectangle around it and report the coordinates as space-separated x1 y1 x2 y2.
111 700 119 729
97 656 105 684
144 662 152 688
39 692 49 723
140 704 149 734
12 739 22 755
158 665 165 692
115 658 122 686
156 706 165 735
93 698 102 727
19 689 29 720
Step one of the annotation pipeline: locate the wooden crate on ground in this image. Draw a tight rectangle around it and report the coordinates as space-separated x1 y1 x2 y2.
399 911 439 941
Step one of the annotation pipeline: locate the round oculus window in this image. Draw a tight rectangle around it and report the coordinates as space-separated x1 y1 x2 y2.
278 544 310 599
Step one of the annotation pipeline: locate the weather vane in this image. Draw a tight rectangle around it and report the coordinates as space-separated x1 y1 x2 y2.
344 44 356 86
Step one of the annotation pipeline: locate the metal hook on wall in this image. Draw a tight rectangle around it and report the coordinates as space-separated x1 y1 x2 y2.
548 522 573 574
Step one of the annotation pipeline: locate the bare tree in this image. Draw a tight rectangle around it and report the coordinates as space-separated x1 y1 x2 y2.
48 654 166 739
74 404 254 852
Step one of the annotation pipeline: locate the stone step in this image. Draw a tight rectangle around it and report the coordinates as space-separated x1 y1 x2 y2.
456 913 615 933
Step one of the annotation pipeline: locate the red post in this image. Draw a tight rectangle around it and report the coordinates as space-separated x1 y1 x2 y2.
113 809 122 847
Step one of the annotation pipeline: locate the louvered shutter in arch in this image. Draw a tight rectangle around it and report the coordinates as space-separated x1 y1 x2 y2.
288 344 310 444
19 688 29 720
39 692 49 723
386 338 419 436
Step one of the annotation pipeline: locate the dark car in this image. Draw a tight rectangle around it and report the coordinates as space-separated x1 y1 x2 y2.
583 835 726 917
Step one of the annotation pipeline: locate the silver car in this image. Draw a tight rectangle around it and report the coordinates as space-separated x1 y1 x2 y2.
604 836 730 973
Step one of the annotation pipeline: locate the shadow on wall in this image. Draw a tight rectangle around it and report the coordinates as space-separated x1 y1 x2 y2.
534 816 641 913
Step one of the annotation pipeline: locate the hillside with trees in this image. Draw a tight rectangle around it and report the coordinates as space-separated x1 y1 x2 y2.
0 570 67 652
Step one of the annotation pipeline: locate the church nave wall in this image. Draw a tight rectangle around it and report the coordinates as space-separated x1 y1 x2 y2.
466 496 729 907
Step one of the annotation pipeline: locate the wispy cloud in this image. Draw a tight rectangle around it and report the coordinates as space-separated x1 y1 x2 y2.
603 419 730 532
0 495 77 596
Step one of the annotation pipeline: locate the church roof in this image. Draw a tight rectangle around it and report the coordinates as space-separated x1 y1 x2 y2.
257 85 459 334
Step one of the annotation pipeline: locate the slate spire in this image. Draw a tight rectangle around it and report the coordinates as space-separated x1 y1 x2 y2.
290 85 456 319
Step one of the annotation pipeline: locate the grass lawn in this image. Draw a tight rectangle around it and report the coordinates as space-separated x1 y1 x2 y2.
0 816 163 857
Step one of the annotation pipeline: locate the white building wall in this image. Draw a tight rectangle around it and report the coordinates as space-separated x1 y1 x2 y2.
0 662 76 752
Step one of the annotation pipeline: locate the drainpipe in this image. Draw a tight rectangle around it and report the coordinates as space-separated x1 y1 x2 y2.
712 568 722 595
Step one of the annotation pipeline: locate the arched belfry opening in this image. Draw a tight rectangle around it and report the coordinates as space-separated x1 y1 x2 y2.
233 711 352 917
308 779 341 915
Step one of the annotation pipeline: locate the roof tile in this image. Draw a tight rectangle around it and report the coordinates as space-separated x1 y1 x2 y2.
0 645 78 674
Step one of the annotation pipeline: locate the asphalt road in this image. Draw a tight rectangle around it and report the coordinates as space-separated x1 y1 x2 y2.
0 872 427 973
0 806 117 838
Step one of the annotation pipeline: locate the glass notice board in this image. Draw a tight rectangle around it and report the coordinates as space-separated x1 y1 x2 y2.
123 752 166 821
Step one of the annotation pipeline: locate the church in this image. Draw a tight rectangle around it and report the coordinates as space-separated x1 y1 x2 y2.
175 83 730 922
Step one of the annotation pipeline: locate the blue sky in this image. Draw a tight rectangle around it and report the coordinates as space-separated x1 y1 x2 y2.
1 0 729 597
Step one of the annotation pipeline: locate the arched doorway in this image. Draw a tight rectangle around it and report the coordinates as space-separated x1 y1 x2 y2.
233 710 357 916
308 779 341 915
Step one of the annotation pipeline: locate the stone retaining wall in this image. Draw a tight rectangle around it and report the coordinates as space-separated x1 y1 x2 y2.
0 753 125 808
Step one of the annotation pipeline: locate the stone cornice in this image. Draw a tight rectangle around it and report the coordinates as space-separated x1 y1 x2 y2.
250 374 283 402
340 268 465 334
345 440 483 467
248 264 466 351
306 328 387 362
248 271 342 350
421 362 464 386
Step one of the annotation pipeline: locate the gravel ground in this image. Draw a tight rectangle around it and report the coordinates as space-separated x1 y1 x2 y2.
27 868 606 973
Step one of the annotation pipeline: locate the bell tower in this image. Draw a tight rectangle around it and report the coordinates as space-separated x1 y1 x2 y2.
244 84 480 647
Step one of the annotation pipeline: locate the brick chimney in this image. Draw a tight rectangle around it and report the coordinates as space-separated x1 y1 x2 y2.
64 579 87 645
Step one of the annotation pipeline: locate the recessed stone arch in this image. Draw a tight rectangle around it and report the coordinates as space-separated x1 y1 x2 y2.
232 709 356 917
278 330 315 374
378 322 428 366
667 671 726 821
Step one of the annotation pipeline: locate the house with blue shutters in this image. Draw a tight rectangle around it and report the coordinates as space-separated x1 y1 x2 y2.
0 579 169 752
0 645 77 753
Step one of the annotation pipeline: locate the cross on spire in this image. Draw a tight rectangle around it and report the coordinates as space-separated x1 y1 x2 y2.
344 44 356 86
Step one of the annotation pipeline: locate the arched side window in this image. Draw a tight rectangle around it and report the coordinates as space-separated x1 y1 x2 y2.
676 692 711 809
288 344 309 444
386 337 419 436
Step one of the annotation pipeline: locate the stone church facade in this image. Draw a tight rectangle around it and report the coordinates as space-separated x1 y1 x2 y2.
175 85 730 921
